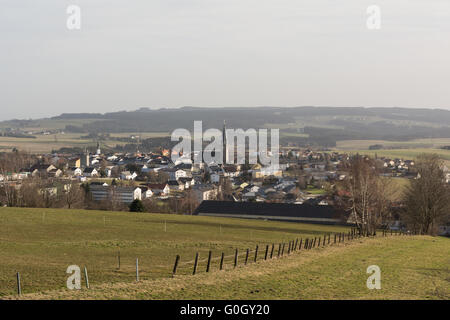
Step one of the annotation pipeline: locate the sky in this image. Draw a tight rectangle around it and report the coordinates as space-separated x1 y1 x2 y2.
1 0 449 120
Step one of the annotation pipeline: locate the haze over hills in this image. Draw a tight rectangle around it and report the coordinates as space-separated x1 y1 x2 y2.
2 106 450 147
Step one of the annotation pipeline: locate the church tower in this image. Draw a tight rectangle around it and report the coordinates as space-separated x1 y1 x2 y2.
222 120 227 165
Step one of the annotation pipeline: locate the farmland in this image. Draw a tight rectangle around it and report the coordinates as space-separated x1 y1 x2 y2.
0 207 349 297
1 207 449 300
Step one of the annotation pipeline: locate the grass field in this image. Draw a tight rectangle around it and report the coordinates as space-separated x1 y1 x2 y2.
336 138 450 150
6 235 450 300
0 132 170 153
0 207 350 297
1 207 449 300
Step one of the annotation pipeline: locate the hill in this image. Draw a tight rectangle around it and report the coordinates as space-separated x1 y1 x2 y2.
3 107 450 148
0 207 349 297
1 207 449 300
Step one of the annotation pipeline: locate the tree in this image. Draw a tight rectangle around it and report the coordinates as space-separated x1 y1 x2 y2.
402 154 450 235
129 199 145 212
337 155 392 235
62 181 85 209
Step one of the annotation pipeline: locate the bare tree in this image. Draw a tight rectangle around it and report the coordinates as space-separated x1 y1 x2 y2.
62 181 85 209
337 155 392 235
402 154 450 235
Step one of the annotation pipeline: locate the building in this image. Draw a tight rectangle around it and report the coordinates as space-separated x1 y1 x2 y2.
90 185 141 203
194 201 346 225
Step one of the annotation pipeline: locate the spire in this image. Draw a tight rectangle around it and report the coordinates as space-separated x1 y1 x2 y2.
222 120 227 165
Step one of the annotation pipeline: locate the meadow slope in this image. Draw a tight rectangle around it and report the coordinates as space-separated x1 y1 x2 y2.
5 236 449 300
0 207 350 296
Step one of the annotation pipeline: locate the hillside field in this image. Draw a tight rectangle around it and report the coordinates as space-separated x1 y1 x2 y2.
0 207 349 297
1 207 449 300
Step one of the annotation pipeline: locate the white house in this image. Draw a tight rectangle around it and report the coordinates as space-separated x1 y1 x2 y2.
67 167 82 177
120 171 138 180
83 167 98 177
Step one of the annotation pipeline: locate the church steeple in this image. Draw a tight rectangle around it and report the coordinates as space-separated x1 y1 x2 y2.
222 120 227 165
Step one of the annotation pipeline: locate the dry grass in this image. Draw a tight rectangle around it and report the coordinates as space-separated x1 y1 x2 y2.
5 235 449 300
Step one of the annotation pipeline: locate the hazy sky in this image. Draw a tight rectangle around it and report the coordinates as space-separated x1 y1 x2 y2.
1 0 449 120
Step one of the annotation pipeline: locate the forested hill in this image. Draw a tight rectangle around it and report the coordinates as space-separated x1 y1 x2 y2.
4 106 450 147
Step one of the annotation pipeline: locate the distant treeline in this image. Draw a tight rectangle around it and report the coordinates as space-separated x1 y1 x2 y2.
18 107 450 147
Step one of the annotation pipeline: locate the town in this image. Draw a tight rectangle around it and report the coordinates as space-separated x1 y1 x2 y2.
3 139 447 228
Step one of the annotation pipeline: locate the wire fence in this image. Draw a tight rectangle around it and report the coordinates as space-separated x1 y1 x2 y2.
8 228 418 296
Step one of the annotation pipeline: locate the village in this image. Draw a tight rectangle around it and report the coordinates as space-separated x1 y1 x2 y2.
1 140 442 218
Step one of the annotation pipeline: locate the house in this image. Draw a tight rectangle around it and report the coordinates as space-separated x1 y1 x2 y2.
194 201 346 225
178 177 194 189
164 168 188 181
146 183 170 196
67 167 82 177
120 171 138 180
138 186 153 199
83 167 98 177
48 168 62 178
167 180 184 191
30 164 57 177
192 185 218 203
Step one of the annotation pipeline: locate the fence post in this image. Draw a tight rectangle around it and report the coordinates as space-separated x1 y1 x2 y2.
118 249 121 270
318 237 321 247
220 252 224 270
288 242 291 254
264 245 269 260
313 237 317 248
304 238 308 249
270 243 275 259
334 234 337 244
234 249 238 268
294 238 298 251
136 258 139 282
206 251 212 272
328 234 331 245
193 252 199 275
254 245 259 262
16 272 21 296
277 243 282 257
281 243 285 256
245 248 249 265
172 255 180 277
299 238 303 250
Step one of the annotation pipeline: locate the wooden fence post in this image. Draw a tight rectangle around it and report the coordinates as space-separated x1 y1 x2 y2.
288 241 291 254
299 238 303 250
245 248 249 265
270 243 275 259
118 249 121 270
254 245 259 262
172 255 180 277
318 237 321 247
16 272 21 296
193 252 199 275
220 252 224 270
294 238 298 251
334 234 337 244
304 238 308 249
277 243 281 257
234 249 238 268
84 266 90 289
313 237 317 248
206 251 212 272
328 234 331 245
264 245 269 260
281 243 285 256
